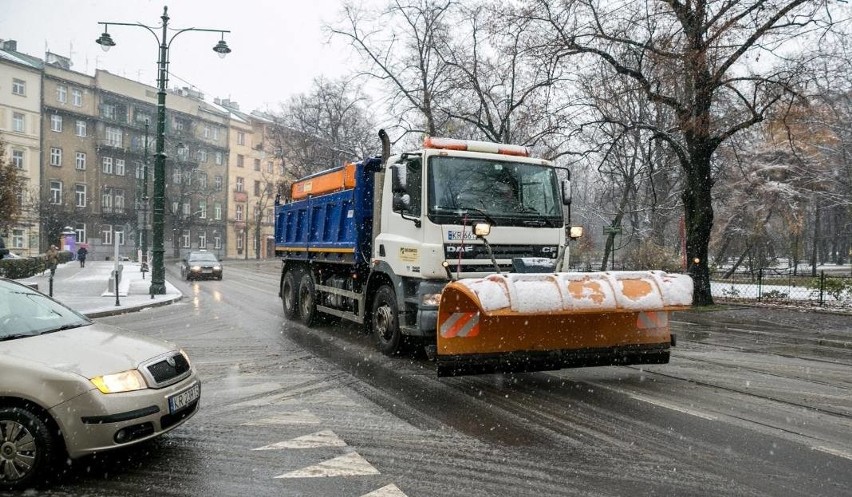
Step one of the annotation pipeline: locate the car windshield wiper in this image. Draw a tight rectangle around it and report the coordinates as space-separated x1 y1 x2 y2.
433 206 498 226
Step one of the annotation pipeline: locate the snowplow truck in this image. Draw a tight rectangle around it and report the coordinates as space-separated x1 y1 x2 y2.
275 132 693 376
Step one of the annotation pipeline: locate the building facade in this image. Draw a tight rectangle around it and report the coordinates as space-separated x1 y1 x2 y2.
0 40 43 256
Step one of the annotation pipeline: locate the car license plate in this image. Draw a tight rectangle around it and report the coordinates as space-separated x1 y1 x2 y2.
202 269 212 274
168 382 200 414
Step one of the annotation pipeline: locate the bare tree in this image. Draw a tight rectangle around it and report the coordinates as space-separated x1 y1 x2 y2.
328 0 455 138
525 0 840 304
267 77 376 199
0 139 24 235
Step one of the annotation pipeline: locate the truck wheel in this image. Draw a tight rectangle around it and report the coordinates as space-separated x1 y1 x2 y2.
0 407 56 491
298 272 317 327
372 285 403 356
281 269 300 320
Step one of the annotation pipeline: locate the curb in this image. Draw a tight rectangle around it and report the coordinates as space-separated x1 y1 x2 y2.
84 294 184 319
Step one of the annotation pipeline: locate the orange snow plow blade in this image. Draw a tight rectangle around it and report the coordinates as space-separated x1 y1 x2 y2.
435 271 693 376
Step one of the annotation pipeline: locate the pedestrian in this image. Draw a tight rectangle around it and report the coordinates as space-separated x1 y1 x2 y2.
77 245 88 268
46 245 59 277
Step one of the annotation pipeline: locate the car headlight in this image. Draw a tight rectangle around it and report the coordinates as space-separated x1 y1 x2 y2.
90 369 147 393
212 265 221 270
179 349 192 368
191 265 201 271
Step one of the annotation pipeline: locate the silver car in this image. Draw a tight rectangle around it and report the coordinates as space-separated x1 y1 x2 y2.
0 278 201 490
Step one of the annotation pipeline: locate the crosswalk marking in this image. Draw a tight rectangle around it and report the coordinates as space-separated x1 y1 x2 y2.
361 484 408 496
274 451 380 478
253 430 347 450
242 409 321 426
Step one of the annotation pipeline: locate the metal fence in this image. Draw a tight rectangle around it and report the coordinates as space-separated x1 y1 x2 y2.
711 269 852 310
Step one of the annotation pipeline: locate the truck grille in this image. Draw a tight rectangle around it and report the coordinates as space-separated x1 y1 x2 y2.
143 352 191 387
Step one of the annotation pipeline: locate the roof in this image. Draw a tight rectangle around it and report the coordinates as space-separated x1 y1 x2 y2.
0 48 44 70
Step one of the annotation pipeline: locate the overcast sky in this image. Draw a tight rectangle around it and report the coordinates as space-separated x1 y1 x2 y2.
0 0 361 113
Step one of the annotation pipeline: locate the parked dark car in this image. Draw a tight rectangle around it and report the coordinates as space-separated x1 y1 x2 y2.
179 250 223 281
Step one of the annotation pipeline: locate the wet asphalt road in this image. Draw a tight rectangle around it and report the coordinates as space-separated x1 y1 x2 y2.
24 261 852 497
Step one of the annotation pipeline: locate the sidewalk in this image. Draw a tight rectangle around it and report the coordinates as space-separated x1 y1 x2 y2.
18 260 182 318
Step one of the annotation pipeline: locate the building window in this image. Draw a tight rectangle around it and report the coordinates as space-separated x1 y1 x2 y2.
75 224 86 244
214 202 222 220
11 229 25 249
215 175 223 191
75 152 86 170
51 114 63 132
102 156 113 174
267 161 273 173
75 120 87 137
12 78 25 96
102 188 113 213
198 200 207 219
136 163 145 179
182 230 191 248
182 202 191 217
237 234 244 251
213 127 219 140
254 158 261 171
203 125 211 139
75 184 87 207
266 210 274 224
72 88 83 106
198 149 208 163
254 180 261 196
236 176 244 192
50 147 62 167
115 158 125 176
215 151 223 165
235 204 244 221
199 232 207 249
57 85 67 103
102 225 113 245
50 180 62 204
101 103 116 120
105 126 122 147
173 168 182 184
115 189 125 213
184 170 193 185
199 172 208 188
237 131 246 145
11 150 24 169
214 234 221 249
12 112 24 133
237 154 245 168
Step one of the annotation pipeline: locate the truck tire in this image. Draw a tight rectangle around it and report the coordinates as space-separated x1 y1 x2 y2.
298 272 317 327
0 407 56 491
372 285 403 356
281 269 300 320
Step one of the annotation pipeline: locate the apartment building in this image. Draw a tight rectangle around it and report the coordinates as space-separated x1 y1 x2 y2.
218 99 283 259
0 40 43 256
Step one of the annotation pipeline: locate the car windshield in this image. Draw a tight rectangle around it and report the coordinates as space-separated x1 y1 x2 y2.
0 280 90 339
427 156 563 226
189 253 219 263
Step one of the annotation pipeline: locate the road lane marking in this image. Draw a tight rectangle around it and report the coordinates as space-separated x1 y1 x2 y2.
814 446 852 461
253 430 347 450
274 451 380 478
626 393 718 421
242 409 321 426
362 484 408 496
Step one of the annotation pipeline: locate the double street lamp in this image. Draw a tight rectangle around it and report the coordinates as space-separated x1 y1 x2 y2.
96 6 230 295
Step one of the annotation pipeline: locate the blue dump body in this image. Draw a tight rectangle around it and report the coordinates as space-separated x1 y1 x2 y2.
274 157 380 264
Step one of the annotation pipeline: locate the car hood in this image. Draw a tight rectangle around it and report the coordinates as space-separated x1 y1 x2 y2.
0 323 178 379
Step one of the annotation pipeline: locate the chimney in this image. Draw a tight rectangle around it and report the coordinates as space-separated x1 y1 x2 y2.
2 40 18 52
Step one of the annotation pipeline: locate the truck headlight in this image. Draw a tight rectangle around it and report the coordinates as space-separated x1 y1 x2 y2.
422 293 442 306
91 370 147 393
473 222 491 237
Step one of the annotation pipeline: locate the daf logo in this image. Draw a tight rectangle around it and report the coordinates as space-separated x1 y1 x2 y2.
166 356 176 367
541 246 557 253
446 246 474 253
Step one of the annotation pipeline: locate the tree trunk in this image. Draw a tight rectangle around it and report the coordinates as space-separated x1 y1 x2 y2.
682 153 715 306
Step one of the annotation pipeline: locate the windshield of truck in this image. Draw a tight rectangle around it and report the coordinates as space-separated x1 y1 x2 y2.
427 156 562 225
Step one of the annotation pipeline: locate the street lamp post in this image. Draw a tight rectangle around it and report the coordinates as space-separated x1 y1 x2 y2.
97 6 230 295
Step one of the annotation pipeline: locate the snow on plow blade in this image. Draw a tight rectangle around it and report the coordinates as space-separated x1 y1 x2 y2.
435 271 693 377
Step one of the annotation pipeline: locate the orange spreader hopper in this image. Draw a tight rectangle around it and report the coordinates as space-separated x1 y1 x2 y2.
291 162 358 200
435 271 693 376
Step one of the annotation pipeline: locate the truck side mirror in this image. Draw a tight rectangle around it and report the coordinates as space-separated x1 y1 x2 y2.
562 179 572 205
393 192 411 211
390 163 407 194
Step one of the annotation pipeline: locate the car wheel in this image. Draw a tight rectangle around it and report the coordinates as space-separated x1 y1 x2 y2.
0 407 56 491
298 272 317 327
372 285 403 356
281 269 300 320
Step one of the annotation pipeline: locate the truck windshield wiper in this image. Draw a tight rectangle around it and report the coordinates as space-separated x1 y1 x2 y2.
434 206 498 226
